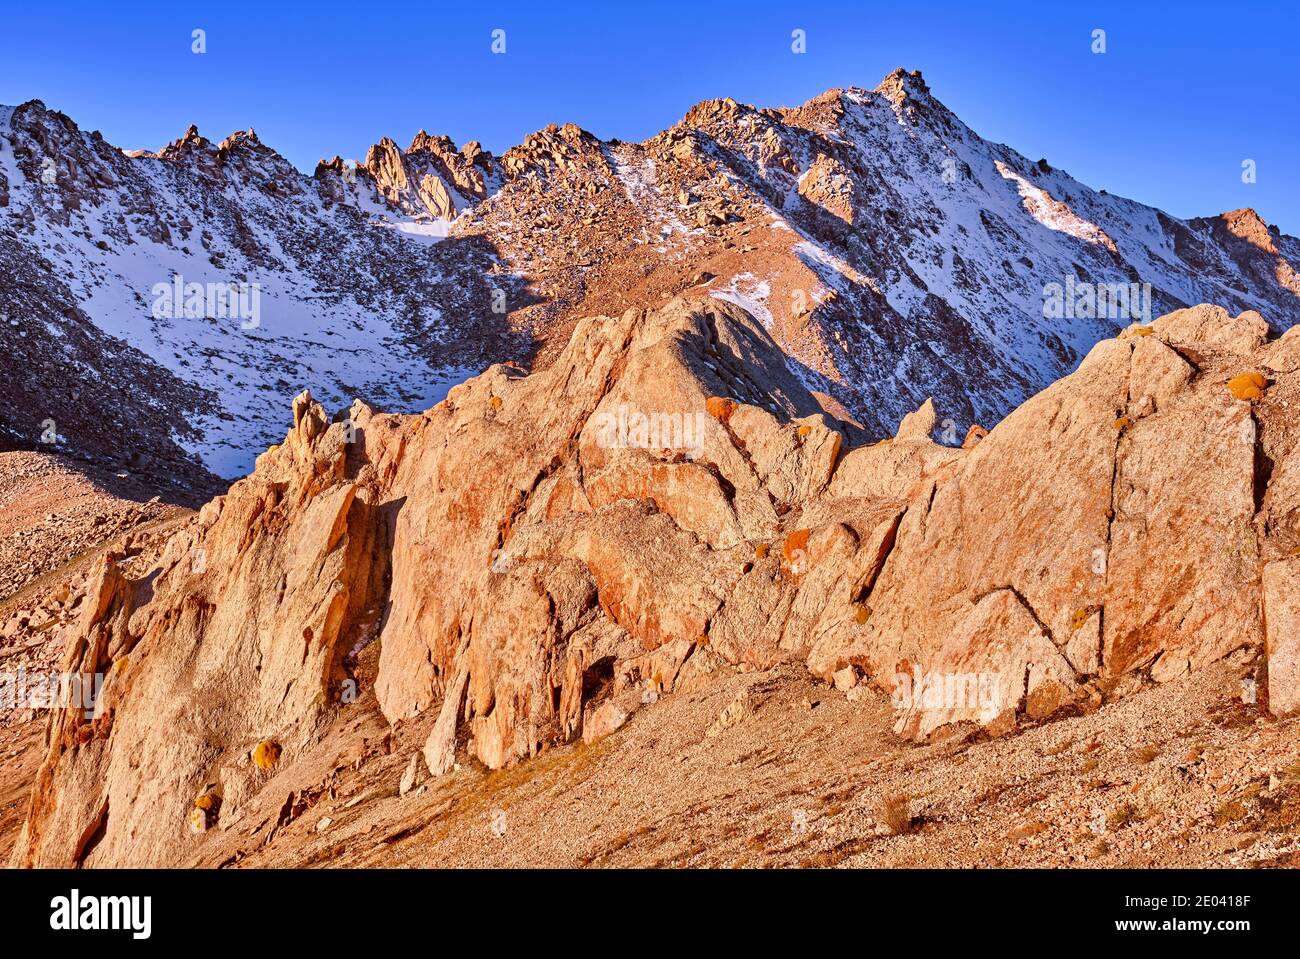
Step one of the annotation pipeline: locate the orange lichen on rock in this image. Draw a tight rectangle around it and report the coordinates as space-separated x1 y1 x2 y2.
1070 607 1093 631
1113 416 1133 430
962 425 988 449
782 528 811 565
1227 371 1268 401
754 543 769 558
797 424 812 438
252 740 281 770
1119 324 1154 339
489 395 503 411
706 396 738 423
854 604 872 625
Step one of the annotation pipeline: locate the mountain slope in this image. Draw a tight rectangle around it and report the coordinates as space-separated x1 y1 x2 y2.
0 104 523 483
2 69 1298 485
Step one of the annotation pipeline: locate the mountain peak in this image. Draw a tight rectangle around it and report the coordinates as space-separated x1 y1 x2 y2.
874 67 933 107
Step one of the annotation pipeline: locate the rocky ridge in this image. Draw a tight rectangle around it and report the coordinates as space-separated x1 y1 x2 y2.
10 295 1300 867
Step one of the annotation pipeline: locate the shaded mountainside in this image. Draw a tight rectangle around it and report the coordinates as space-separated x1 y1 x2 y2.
3 69 1299 486
10 295 1300 867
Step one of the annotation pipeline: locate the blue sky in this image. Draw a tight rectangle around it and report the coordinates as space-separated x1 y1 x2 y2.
2 0 1297 232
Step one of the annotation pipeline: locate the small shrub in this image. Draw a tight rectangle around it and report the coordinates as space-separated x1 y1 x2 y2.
1214 800 1249 826
1110 802 1141 828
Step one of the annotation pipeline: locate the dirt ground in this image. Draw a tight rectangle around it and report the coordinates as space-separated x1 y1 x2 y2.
173 646 1300 869
0 450 193 602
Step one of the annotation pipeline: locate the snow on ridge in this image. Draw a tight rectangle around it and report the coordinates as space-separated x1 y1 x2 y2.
710 273 773 329
995 161 1116 251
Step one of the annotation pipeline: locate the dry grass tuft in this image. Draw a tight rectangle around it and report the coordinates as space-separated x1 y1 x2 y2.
1214 800 1249 827
1135 744 1161 764
879 793 914 836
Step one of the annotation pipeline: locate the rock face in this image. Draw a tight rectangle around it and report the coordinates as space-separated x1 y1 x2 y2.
11 298 1300 866
1263 561 1300 717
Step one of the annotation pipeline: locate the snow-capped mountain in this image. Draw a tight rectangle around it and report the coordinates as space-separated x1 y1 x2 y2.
0 104 524 487
3 68 1298 486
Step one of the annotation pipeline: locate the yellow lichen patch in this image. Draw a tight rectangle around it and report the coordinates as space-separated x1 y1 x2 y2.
706 396 738 424
695 634 709 648
266 443 280 454
489 395 503 411
797 424 812 438
1227 371 1268 401
112 655 129 675
1113 416 1133 430
1070 607 1093 632
1119 324 1154 339
854 604 872 626
252 740 281 771
755 543 769 559
194 792 215 811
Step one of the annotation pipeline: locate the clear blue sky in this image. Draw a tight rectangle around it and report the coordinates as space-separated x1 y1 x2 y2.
2 0 1297 233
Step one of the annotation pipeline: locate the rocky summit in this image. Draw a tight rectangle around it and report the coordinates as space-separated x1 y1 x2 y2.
3 69 1300 871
